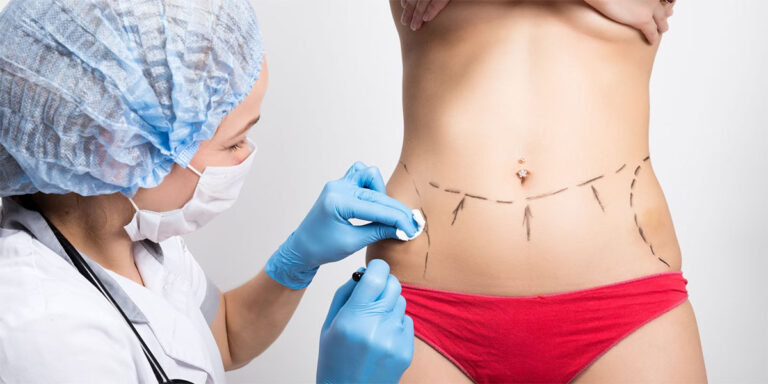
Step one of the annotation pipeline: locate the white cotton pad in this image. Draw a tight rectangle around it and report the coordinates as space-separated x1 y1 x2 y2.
396 209 426 241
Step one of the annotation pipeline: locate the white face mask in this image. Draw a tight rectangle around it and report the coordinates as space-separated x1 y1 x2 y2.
124 139 257 243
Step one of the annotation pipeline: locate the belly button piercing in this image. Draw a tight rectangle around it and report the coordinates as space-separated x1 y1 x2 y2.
516 158 530 184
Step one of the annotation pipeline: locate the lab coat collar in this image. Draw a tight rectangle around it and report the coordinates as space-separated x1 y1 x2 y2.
109 267 219 380
0 197 154 324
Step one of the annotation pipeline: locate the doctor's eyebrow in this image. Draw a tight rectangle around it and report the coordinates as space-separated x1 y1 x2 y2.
238 115 260 136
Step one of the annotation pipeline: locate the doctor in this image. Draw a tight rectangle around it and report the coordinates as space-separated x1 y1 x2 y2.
0 0 419 383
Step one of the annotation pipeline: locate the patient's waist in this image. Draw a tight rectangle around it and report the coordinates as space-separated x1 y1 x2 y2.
367 153 681 296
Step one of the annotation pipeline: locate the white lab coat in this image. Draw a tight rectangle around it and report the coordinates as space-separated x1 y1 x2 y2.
0 198 226 383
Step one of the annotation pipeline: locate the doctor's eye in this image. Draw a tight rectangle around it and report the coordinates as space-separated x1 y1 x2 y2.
228 139 247 152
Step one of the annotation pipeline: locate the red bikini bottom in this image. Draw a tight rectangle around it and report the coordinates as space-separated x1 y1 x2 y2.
400 271 688 383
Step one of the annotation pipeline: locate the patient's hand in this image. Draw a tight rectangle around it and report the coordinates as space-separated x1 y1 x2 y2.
585 0 676 45
398 0 450 31
399 0 676 44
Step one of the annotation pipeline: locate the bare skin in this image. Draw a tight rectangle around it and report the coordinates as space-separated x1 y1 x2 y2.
366 1 706 382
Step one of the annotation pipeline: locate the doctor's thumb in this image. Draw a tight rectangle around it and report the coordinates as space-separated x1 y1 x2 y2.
357 222 400 246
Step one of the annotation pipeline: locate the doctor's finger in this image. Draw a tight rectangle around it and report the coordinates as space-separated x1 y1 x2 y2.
352 166 387 193
392 295 407 320
354 188 414 221
322 273 360 330
402 314 414 339
376 274 403 311
341 199 417 237
352 222 399 247
348 259 391 305
343 161 368 178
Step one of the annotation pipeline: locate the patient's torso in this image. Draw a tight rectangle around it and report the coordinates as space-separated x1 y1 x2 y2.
366 1 680 295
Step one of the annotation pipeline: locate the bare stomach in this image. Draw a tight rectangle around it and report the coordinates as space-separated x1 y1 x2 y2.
366 1 682 296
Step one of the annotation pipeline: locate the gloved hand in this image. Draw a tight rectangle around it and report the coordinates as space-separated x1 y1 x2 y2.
317 259 414 384
265 162 420 289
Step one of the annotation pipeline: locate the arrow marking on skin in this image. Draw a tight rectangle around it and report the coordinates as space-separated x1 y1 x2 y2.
523 204 533 241
451 196 466 225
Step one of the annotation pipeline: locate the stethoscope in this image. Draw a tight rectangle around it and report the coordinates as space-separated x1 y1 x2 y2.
43 216 193 384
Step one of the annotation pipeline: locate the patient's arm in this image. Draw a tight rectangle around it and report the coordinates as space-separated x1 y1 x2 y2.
398 0 675 44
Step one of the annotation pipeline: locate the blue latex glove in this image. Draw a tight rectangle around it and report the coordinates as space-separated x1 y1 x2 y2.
317 259 414 384
265 162 420 289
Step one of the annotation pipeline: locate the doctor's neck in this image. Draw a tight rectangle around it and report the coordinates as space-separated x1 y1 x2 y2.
23 193 145 285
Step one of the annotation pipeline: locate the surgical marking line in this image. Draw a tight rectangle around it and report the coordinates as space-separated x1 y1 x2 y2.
577 175 604 187
591 185 605 212
400 162 433 279
451 196 466 225
628 166 665 266
526 187 568 201
523 204 533 241
418 155 648 211
399 161 421 198
422 209 431 278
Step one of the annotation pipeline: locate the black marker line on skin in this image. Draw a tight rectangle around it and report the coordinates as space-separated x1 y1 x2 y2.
523 204 533 241
616 164 627 173
591 185 605 212
445 188 461 194
496 200 514 204
577 175 604 187
638 226 647 243
429 181 440 189
526 187 568 201
412 179 421 198
643 155 650 162
658 257 670 267
634 165 641 176
451 196 466 225
465 193 488 200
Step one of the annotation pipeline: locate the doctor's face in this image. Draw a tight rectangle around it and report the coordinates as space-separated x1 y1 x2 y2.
131 59 269 213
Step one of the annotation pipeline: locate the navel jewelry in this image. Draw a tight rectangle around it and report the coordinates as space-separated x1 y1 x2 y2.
516 158 530 185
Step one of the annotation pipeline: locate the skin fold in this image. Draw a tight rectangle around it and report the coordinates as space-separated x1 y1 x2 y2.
366 1 707 382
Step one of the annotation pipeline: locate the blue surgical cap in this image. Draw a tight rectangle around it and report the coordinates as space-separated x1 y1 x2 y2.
0 0 264 197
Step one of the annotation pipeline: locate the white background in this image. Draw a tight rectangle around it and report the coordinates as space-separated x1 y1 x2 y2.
1 1 766 383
